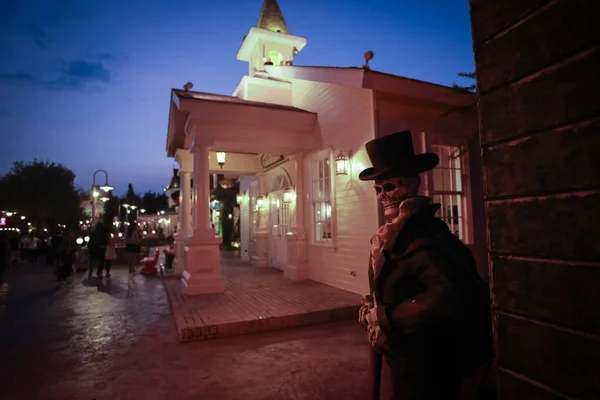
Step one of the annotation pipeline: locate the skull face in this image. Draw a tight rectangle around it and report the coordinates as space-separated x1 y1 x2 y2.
374 177 413 220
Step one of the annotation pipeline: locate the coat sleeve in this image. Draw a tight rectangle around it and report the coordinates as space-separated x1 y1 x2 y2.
376 248 459 334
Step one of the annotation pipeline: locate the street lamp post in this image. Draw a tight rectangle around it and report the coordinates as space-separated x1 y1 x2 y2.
91 170 113 223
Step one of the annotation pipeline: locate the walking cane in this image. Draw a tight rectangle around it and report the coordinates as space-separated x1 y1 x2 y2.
370 346 383 400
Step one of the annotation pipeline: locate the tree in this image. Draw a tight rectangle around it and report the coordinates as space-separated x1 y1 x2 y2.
446 72 479 159
141 191 169 214
452 72 476 93
0 160 82 230
124 184 142 206
122 183 142 223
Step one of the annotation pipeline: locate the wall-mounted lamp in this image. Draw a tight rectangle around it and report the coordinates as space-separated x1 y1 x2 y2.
256 195 265 209
216 151 226 168
236 193 243 204
283 188 295 204
335 150 351 176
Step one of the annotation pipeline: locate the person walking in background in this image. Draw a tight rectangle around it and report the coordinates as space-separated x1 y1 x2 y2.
55 231 76 283
87 225 99 279
0 232 10 287
124 224 140 274
9 234 21 265
0 232 9 308
88 222 108 279
28 234 40 263
48 231 62 267
21 234 30 263
39 235 48 264
103 232 117 279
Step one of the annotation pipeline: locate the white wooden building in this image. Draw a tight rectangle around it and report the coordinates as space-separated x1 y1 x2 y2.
165 0 485 295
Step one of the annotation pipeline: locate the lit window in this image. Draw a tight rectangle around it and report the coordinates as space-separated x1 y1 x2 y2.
268 50 283 66
311 154 333 243
431 145 470 242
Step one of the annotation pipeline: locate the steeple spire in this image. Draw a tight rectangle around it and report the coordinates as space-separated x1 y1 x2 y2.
257 0 290 34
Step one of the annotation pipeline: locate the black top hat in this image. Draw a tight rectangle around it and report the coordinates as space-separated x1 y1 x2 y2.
358 130 439 181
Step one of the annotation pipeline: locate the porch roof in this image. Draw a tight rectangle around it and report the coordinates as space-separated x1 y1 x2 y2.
166 89 317 157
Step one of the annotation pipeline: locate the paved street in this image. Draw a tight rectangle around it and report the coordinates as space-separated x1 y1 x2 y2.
0 263 380 400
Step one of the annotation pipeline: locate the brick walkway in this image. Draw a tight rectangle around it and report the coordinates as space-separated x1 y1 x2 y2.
165 256 362 342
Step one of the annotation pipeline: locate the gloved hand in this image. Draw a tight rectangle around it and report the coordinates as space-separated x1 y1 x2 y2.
366 306 383 348
358 304 370 330
359 295 374 330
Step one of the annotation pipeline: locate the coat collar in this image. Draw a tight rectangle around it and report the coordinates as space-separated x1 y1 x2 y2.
370 197 439 280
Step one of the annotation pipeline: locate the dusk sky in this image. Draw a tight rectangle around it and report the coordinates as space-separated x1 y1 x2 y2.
0 0 475 195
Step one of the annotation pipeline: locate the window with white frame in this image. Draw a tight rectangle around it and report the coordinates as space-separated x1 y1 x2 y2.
310 153 333 244
430 145 470 243
281 199 290 235
268 196 291 236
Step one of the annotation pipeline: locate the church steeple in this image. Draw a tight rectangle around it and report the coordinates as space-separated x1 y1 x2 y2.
237 0 307 76
257 0 290 34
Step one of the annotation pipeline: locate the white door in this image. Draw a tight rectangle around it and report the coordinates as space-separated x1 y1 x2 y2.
268 191 289 270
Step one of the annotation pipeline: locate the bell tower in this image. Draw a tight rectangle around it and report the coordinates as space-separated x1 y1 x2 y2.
237 0 307 76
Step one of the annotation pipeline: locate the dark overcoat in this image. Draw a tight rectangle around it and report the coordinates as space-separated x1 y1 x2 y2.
368 204 493 400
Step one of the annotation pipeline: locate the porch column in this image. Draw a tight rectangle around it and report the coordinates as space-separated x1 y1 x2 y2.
251 172 269 267
182 139 224 295
173 170 192 274
238 176 256 262
174 149 193 275
285 151 309 280
180 171 192 236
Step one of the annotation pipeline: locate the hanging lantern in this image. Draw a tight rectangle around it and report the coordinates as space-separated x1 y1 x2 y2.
216 151 226 168
283 188 295 204
335 151 350 176
256 195 265 209
236 193 243 204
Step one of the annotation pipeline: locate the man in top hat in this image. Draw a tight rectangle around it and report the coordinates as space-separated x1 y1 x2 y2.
358 131 494 400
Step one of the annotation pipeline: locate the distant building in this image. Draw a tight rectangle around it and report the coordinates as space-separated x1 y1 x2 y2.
165 0 485 295
79 191 94 219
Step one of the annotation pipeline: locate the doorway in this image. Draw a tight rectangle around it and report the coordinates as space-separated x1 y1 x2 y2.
268 190 289 270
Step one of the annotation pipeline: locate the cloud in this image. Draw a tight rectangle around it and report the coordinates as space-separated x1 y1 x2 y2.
85 52 128 64
26 23 52 49
97 53 114 61
49 59 112 90
0 72 35 82
3 1 94 49
0 59 113 91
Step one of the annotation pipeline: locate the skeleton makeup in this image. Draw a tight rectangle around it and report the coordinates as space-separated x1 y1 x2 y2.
374 176 420 220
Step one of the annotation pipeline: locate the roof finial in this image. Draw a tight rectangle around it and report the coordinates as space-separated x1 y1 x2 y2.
363 50 374 69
